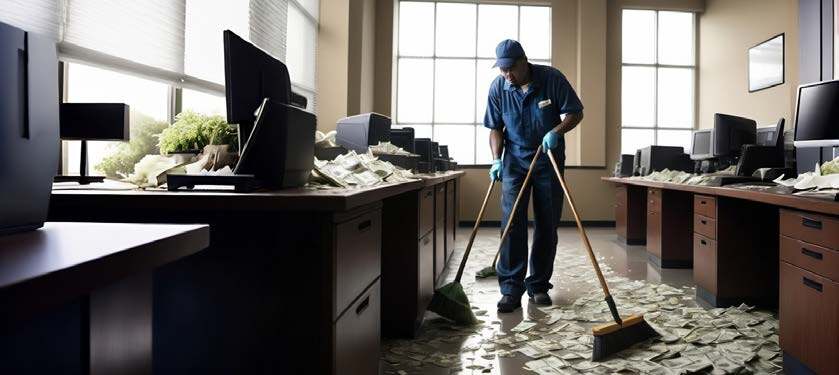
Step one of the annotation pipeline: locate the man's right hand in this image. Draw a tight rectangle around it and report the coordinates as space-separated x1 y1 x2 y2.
489 159 502 181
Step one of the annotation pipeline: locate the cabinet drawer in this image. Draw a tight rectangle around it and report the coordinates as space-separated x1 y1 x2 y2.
780 210 839 250
616 185 627 206
646 211 661 257
419 187 434 237
694 195 717 219
335 280 380 375
780 235 839 281
647 188 661 213
693 234 718 295
335 209 381 319
779 262 839 375
693 214 717 240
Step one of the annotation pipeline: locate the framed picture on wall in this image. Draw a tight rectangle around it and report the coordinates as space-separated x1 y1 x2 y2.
748 33 784 92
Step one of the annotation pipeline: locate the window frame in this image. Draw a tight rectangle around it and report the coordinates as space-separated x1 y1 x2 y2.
620 9 698 154
393 0 552 165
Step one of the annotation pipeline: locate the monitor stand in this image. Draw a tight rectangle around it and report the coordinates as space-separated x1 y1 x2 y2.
54 140 106 185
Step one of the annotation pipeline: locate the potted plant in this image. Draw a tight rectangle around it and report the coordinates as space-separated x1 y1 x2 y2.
157 111 238 162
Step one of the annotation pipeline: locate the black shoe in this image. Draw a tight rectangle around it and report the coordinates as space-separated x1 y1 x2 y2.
529 292 552 306
497 295 521 313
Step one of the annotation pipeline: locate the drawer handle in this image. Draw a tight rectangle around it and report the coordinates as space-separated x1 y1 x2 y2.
425 190 433 198
700 200 706 205
801 248 824 260
802 217 823 230
700 239 707 246
355 295 370 315
803 277 823 292
700 219 707 225
357 219 372 232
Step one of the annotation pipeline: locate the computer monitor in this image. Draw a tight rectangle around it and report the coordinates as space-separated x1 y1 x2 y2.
690 129 713 160
712 113 757 157
0 21 59 235
794 80 839 148
234 98 315 188
390 128 415 153
223 30 291 147
335 113 391 153
756 118 785 147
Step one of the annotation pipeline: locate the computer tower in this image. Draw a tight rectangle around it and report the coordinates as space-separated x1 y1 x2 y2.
614 154 634 177
336 112 391 153
639 146 692 175
632 150 643 176
414 138 436 173
0 21 60 235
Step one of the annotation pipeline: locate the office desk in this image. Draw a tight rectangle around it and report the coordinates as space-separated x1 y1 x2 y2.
603 177 839 374
50 179 425 374
381 171 463 338
0 222 208 375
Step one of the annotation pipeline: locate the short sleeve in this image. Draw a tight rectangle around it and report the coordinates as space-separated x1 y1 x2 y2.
553 72 584 115
483 77 504 130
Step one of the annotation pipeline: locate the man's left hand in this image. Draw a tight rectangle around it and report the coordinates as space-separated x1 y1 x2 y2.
541 130 559 153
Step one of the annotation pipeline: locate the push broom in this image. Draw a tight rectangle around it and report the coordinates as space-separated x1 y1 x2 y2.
546 149 658 361
475 146 542 279
427 178 496 325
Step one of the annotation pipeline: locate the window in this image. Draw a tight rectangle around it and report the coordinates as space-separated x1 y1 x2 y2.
394 1 551 164
621 10 695 155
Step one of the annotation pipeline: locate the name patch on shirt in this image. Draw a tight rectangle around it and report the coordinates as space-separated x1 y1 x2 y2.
538 99 552 109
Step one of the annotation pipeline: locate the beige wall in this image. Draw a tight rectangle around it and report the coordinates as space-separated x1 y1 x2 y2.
698 0 799 129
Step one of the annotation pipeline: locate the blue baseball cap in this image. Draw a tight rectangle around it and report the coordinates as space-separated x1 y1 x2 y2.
493 39 525 69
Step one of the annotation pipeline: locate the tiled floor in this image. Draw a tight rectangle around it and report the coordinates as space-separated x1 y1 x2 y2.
381 227 783 374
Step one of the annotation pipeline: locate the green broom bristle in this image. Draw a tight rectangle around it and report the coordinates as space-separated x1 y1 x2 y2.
428 282 478 325
474 266 497 279
592 319 659 361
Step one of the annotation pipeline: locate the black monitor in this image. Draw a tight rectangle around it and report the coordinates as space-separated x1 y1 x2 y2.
390 127 415 153
690 129 713 160
756 118 785 147
234 98 315 188
0 21 59 235
335 113 391 153
794 80 839 148
223 30 291 148
712 113 756 157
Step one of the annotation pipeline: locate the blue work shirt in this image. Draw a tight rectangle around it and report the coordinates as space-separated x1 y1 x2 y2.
483 63 584 152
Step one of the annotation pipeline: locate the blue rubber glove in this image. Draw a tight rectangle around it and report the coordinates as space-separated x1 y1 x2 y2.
489 159 502 181
542 130 560 153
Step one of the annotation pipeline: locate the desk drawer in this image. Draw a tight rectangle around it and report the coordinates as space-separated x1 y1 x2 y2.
780 209 839 250
419 187 434 238
647 188 661 213
779 262 839 375
335 280 380 375
780 235 839 281
694 195 716 219
693 214 717 240
693 233 718 295
335 209 381 319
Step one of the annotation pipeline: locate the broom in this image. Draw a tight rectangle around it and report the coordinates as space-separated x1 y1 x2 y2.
546 149 658 361
427 179 496 325
475 146 542 279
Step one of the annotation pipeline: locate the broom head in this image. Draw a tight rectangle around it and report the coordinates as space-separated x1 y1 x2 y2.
474 266 497 279
428 282 478 325
591 314 659 361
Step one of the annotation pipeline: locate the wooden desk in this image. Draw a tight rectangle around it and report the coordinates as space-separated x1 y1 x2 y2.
50 180 423 374
0 222 208 375
603 177 839 374
381 171 464 338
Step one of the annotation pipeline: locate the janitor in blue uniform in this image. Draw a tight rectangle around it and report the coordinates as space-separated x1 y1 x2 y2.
484 39 585 313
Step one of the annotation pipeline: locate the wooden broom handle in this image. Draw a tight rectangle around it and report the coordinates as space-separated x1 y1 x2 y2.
491 145 543 268
454 179 495 282
547 150 613 298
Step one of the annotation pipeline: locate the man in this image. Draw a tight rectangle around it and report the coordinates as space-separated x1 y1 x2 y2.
484 39 584 313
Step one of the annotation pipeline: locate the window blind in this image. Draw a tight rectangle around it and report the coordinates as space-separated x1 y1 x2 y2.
0 0 61 39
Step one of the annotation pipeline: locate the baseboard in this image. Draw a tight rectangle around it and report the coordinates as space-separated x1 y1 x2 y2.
459 220 616 228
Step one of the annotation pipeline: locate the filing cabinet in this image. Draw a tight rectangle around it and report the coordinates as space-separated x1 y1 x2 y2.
645 188 692 268
780 209 839 374
445 180 456 261
614 185 646 245
434 184 446 282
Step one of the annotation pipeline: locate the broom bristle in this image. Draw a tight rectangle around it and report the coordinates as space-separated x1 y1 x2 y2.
591 315 659 361
428 282 478 325
474 266 497 279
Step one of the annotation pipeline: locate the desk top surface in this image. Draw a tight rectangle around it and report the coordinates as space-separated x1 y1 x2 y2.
51 171 464 213
0 222 208 291
602 177 839 216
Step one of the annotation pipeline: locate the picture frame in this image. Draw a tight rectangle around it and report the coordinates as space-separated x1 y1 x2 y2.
748 33 785 92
